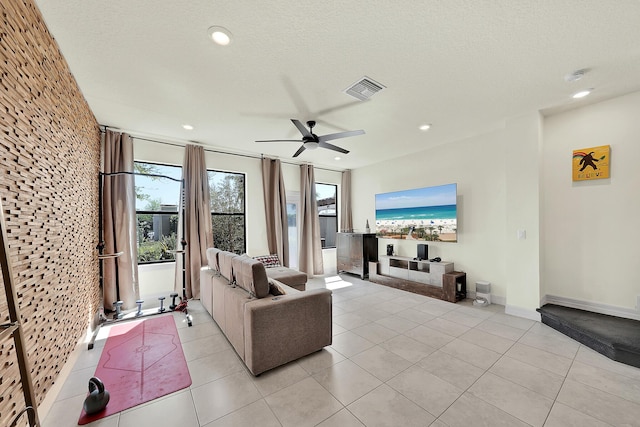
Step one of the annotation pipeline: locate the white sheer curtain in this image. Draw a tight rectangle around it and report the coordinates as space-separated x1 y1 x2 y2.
261 157 289 266
102 130 139 309
174 145 213 299
299 164 324 276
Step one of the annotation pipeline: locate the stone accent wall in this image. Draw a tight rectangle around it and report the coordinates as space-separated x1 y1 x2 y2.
0 0 100 423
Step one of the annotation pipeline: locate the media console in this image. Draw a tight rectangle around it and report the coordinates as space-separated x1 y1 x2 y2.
369 255 466 302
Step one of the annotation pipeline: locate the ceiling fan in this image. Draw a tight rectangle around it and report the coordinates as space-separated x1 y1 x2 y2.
255 119 365 157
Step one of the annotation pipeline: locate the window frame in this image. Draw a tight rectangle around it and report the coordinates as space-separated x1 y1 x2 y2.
134 161 182 265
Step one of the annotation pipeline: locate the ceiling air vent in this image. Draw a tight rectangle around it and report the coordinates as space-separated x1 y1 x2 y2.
343 76 386 101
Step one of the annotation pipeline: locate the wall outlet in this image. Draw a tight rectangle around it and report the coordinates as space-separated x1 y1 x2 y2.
517 229 527 240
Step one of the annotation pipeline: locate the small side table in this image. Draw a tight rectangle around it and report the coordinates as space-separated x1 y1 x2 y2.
443 271 467 303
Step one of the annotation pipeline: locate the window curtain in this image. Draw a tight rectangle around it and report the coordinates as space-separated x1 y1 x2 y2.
340 169 353 232
261 157 289 266
299 164 324 276
174 145 213 299
102 130 139 309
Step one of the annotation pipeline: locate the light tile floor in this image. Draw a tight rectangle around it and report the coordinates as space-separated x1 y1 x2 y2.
42 274 640 426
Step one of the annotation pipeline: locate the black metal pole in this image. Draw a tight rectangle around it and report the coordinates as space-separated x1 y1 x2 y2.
181 179 187 299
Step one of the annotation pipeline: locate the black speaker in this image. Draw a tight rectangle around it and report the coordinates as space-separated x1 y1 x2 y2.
417 244 428 260
386 244 394 256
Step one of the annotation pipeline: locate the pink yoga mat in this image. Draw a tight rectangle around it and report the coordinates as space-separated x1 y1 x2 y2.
78 315 191 425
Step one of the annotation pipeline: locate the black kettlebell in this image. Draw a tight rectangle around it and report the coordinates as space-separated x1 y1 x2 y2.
83 377 110 415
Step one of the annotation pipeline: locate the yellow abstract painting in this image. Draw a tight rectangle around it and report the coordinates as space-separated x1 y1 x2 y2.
572 145 610 181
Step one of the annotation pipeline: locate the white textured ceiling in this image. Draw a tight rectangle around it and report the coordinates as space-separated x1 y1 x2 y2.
34 0 640 170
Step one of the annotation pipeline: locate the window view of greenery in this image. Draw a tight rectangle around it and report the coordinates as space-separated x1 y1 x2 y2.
134 162 182 264
209 170 245 254
316 183 337 248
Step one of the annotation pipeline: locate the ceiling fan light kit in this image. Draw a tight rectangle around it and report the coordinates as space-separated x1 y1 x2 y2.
303 141 319 150
256 119 365 158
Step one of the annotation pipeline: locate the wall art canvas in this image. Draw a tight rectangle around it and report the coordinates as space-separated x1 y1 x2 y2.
572 145 610 181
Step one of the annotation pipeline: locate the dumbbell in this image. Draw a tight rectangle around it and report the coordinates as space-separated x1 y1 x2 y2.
135 299 144 317
169 293 179 310
113 301 124 319
158 296 166 313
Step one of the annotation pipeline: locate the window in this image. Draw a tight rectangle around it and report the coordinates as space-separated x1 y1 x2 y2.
134 162 182 264
286 192 300 269
208 170 246 254
316 183 337 248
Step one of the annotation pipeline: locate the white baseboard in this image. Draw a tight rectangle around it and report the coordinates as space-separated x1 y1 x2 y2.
505 304 541 322
539 294 548 307
543 294 640 321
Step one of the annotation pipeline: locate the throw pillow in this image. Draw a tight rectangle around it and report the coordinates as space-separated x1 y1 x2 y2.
253 254 281 268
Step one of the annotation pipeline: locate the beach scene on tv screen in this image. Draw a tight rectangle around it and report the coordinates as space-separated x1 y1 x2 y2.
375 183 457 242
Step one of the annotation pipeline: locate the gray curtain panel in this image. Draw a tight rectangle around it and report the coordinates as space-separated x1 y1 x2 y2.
102 130 139 310
340 169 353 232
261 157 289 266
175 145 213 299
299 164 324 276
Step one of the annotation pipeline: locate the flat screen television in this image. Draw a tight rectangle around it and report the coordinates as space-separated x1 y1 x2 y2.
375 183 457 242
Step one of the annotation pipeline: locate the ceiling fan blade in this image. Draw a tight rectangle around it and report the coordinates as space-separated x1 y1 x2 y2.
318 129 365 142
314 100 368 117
319 141 349 154
281 76 311 117
255 139 303 143
315 118 350 132
292 145 306 157
291 119 312 137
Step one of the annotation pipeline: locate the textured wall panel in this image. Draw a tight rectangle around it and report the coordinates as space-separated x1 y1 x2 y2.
0 0 100 424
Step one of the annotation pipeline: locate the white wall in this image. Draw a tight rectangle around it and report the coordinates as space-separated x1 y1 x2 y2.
503 113 543 319
351 91 640 320
542 91 640 315
351 123 514 305
132 90 640 318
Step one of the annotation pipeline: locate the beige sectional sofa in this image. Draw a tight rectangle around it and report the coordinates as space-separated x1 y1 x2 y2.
200 248 332 375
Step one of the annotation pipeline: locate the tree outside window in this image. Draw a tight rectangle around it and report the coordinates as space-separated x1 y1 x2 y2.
208 170 246 254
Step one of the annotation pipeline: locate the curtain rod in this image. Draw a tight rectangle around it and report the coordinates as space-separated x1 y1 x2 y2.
99 125 345 173
100 170 183 182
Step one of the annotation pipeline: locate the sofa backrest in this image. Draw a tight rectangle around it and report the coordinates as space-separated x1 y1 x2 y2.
206 248 220 271
234 256 270 299
218 251 237 282
209 250 269 298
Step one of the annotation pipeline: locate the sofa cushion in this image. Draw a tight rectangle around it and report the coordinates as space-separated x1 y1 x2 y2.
253 254 281 268
265 266 307 288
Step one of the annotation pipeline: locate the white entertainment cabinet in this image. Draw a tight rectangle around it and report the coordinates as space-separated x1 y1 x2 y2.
378 255 454 286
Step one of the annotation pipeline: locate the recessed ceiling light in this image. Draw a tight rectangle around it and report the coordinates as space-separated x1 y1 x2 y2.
419 124 432 131
572 89 592 99
334 156 341 161
208 26 232 46
182 124 194 130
